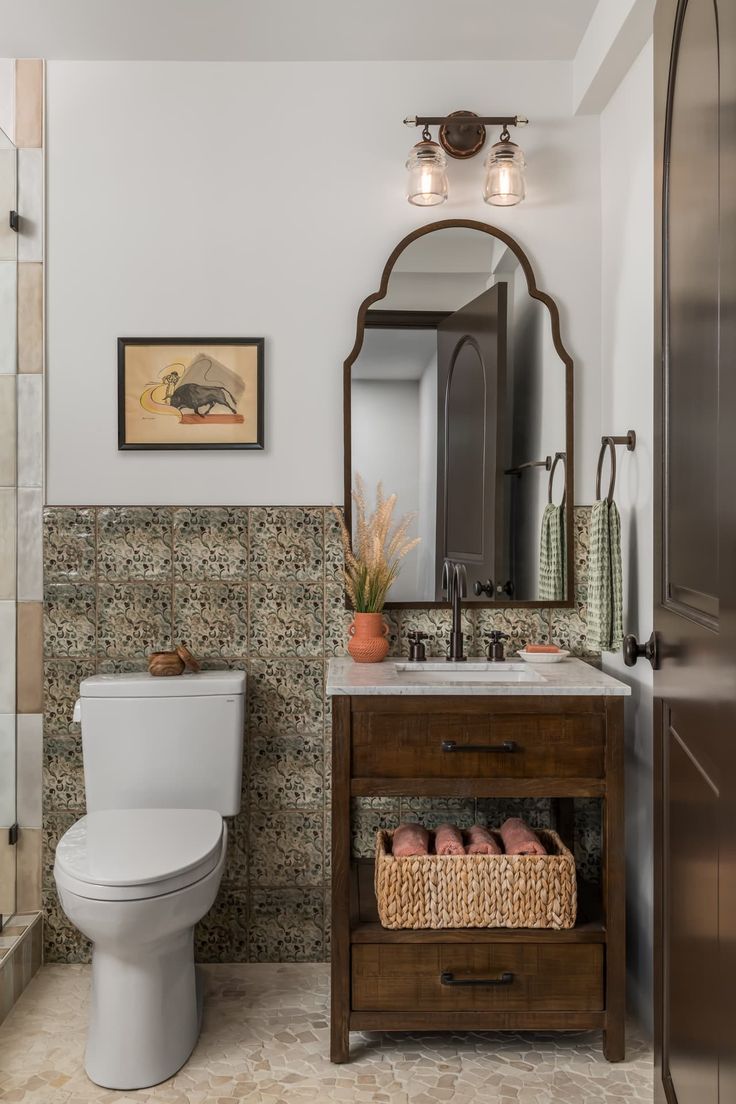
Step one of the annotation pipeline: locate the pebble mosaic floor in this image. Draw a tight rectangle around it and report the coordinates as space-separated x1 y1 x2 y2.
0 963 653 1103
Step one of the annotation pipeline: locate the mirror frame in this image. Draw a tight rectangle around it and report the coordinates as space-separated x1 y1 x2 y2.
343 218 575 609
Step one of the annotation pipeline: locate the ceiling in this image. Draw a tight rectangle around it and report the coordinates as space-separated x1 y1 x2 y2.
0 0 599 62
352 329 436 382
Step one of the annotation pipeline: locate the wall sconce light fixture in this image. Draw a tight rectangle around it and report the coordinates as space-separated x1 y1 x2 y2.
405 126 448 207
404 111 528 207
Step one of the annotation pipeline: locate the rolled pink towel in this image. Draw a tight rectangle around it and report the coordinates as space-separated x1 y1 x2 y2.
499 817 547 856
391 823 429 857
466 824 502 855
434 823 466 856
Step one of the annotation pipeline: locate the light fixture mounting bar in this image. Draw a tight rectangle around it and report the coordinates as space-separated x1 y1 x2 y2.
404 115 528 128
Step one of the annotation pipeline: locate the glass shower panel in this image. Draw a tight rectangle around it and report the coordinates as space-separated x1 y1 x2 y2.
0 132 18 926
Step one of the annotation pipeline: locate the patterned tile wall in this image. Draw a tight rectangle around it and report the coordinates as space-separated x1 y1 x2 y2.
42 504 598 963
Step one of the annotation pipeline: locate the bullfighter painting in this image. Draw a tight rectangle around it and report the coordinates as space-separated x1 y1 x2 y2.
118 338 264 449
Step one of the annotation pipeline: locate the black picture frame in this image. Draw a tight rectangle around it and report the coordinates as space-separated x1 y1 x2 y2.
117 336 265 451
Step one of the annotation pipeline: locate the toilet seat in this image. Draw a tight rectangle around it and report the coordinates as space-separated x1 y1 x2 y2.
54 808 224 902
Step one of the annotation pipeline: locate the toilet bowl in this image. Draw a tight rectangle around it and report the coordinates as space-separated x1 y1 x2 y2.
54 808 227 1090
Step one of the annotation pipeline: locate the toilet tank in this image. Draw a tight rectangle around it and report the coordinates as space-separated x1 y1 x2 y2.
77 671 246 815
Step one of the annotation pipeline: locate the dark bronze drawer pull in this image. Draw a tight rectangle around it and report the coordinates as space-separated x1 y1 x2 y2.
441 739 517 753
440 970 514 987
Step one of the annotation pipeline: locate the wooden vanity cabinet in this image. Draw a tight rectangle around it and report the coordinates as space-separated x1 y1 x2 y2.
330 694 625 1063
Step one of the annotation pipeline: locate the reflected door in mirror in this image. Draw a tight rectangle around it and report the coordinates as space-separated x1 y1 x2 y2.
437 285 506 600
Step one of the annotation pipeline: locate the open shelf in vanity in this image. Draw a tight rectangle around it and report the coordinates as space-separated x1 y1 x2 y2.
328 660 630 1064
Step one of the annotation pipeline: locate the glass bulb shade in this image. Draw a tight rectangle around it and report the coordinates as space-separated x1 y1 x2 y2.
406 140 448 206
483 140 526 207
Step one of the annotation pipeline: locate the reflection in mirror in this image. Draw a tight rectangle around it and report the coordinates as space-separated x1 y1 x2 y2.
349 226 570 605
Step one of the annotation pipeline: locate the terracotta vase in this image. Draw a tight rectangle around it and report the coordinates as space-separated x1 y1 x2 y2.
348 612 390 664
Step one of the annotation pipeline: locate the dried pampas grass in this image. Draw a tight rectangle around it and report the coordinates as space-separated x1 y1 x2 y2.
333 475 420 612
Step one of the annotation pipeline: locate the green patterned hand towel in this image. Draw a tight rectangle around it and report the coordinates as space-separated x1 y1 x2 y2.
538 503 566 601
587 499 624 652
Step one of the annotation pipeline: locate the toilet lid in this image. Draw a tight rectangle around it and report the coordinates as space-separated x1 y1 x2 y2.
54 809 224 901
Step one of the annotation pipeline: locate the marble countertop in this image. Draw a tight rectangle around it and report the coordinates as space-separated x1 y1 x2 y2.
326 656 632 697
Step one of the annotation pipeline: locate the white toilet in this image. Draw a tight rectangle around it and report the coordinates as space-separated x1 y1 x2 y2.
54 670 245 1090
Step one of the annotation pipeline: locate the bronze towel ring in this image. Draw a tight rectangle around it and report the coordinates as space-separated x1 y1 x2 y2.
548 452 566 507
596 438 617 504
596 431 635 503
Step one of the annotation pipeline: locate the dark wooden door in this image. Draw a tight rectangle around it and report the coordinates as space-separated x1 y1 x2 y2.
654 1 736 1101
435 284 507 599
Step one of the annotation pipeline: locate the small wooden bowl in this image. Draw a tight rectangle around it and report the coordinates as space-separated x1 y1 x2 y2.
148 651 186 677
176 644 200 672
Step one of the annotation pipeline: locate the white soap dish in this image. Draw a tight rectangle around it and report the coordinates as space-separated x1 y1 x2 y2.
517 648 570 664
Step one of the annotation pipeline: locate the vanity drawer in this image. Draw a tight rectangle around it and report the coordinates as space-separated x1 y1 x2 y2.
351 710 605 779
352 943 604 1012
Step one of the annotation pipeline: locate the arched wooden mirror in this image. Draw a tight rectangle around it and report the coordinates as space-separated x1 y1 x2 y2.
343 219 574 607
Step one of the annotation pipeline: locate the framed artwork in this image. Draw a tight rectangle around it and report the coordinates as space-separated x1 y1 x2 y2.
118 337 264 450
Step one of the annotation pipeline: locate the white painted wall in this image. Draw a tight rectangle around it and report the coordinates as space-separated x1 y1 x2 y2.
573 0 654 113
351 379 420 602
599 37 654 1035
45 59 601 505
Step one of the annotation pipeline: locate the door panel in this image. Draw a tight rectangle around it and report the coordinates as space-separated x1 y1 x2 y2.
664 0 720 623
664 721 719 1104
655 1 734 1101
718 0 736 1094
436 284 507 597
445 337 486 561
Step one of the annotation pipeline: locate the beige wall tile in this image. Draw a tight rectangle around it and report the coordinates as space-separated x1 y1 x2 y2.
0 60 15 146
0 150 17 262
0 488 16 600
17 601 43 715
0 601 16 713
17 374 43 487
15 828 41 913
14 59 43 149
0 263 17 375
0 830 16 918
0 713 14 825
17 262 42 374
0 377 16 485
0 951 15 1025
0 913 42 1024
16 913 43 987
17 149 42 263
17 488 42 601
17 714 42 827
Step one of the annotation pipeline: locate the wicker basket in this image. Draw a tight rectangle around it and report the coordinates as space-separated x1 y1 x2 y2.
374 828 577 930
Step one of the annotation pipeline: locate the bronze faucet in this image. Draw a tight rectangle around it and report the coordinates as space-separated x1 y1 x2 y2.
442 558 468 662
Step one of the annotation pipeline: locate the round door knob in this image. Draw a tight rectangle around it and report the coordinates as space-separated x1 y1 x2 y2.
474 579 494 597
623 631 659 669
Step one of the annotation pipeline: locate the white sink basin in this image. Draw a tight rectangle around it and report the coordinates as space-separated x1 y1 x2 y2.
393 661 543 684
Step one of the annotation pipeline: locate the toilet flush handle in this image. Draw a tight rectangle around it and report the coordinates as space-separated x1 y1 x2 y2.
72 698 81 724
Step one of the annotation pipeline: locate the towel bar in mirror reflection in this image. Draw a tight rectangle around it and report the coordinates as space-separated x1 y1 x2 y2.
343 219 574 607
504 453 566 506
504 455 551 476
